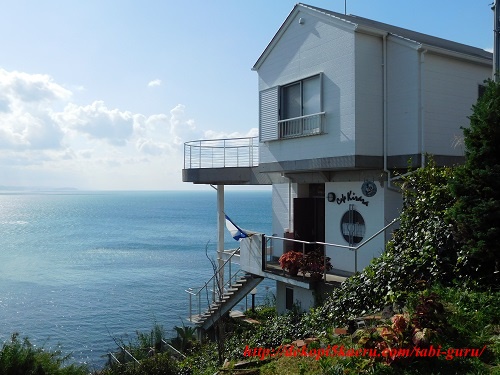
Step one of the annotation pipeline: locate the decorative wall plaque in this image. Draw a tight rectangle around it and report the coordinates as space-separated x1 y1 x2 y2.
361 181 377 197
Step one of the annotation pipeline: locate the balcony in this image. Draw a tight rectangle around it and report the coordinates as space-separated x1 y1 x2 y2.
278 112 325 139
239 218 399 288
184 136 258 169
182 136 269 185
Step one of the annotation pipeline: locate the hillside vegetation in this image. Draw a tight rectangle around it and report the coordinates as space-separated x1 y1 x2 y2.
2 81 500 374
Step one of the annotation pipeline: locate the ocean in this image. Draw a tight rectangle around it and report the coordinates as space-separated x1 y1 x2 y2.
0 190 272 369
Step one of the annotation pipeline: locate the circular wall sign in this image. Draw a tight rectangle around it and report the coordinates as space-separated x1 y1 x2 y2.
361 181 377 197
340 209 366 245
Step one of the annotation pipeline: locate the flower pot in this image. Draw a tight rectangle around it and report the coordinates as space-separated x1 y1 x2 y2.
309 272 323 282
288 266 299 277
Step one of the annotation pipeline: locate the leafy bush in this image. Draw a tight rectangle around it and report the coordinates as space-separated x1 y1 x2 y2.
448 78 500 287
100 352 180 375
0 333 88 375
319 160 456 326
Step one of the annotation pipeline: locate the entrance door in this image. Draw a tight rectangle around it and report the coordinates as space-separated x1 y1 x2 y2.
293 198 325 251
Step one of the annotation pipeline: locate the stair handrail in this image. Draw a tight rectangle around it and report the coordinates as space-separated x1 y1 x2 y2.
185 248 241 322
188 247 240 295
161 339 187 359
221 269 248 295
118 345 140 365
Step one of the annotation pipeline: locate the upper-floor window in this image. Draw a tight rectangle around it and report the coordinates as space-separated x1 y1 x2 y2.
281 75 321 120
279 75 323 139
259 73 324 142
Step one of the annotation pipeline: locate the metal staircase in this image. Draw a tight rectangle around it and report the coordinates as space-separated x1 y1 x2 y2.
186 250 263 331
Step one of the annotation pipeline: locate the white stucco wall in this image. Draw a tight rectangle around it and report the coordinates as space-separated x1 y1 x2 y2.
423 53 490 157
276 281 314 314
324 181 385 273
257 10 356 164
272 182 297 238
386 37 421 158
355 32 383 156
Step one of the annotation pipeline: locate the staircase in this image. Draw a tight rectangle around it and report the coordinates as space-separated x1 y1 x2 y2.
187 271 263 331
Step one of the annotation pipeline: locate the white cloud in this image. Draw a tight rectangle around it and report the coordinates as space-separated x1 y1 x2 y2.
0 69 68 150
203 127 258 140
0 68 71 104
136 137 172 155
55 101 135 146
147 79 162 87
0 68 255 189
169 104 197 145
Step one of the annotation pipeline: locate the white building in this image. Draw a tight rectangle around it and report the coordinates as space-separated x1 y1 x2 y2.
183 3 492 325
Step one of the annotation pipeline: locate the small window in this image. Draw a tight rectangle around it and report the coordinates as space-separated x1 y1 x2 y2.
278 74 323 139
285 287 294 310
340 208 366 245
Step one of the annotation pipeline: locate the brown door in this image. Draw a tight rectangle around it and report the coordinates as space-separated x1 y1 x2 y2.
293 197 325 251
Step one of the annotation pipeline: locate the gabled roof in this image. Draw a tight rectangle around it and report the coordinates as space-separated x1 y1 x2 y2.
253 3 492 70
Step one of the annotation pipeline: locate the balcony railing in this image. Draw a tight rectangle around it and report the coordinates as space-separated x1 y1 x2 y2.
184 136 259 169
278 112 325 139
238 218 399 281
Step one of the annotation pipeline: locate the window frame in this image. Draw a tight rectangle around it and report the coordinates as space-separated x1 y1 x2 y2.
277 73 325 139
279 74 323 121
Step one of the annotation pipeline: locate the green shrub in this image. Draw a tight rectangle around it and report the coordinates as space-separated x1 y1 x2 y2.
319 160 456 326
100 352 180 375
448 78 500 288
0 333 88 375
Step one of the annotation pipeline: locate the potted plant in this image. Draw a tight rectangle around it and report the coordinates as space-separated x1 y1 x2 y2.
278 251 304 276
300 248 332 281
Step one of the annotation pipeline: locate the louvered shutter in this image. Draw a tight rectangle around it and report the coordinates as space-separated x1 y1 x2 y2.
259 86 279 142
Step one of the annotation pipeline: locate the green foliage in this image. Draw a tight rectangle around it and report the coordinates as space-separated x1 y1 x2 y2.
244 305 277 321
0 333 88 375
448 78 500 287
318 161 456 326
259 356 323 375
170 323 198 353
178 342 219 375
100 352 180 375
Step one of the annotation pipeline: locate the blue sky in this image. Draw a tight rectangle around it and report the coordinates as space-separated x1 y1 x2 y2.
0 0 494 190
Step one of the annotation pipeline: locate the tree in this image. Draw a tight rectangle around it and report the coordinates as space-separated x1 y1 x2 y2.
448 79 500 287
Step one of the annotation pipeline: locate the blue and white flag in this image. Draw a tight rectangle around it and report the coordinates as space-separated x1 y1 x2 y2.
225 214 248 241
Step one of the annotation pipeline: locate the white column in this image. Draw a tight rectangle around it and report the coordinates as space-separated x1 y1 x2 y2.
217 184 225 292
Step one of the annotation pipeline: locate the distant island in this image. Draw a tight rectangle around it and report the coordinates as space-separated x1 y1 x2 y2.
0 185 79 192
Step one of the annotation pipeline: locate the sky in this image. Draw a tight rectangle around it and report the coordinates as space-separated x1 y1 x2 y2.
0 0 494 190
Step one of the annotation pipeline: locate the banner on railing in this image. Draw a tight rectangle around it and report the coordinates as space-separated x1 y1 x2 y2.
225 214 249 241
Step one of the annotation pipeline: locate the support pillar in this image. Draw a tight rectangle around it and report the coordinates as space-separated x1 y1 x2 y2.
217 185 225 294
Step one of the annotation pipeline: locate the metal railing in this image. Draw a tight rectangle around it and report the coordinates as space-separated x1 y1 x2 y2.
265 217 399 275
184 136 259 169
162 339 187 359
278 112 325 139
185 249 243 322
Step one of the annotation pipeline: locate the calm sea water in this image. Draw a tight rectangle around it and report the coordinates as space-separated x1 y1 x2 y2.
0 190 272 368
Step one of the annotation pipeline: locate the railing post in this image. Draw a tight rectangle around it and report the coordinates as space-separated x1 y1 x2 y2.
223 139 226 167
188 292 192 322
355 248 358 273
324 247 326 281
198 291 201 317
198 140 202 168
261 234 266 272
249 137 252 166
302 243 306 278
